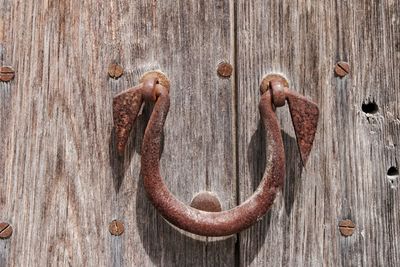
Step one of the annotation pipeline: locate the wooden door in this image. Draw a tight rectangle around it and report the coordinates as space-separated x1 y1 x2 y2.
0 1 399 266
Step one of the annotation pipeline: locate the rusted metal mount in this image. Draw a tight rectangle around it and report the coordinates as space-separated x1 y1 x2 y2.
113 70 170 156
261 74 319 165
112 71 319 237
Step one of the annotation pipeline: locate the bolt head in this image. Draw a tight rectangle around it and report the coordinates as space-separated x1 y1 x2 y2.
335 62 350 77
0 66 15 82
339 219 355 237
108 64 124 79
190 191 222 212
109 220 125 236
0 222 13 239
217 62 233 78
260 74 289 94
140 70 171 91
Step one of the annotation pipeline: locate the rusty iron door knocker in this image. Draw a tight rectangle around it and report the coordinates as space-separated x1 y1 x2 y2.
113 71 319 237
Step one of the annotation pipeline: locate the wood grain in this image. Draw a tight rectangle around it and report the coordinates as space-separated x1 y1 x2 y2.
1 0 399 266
0 0 236 266
236 0 400 266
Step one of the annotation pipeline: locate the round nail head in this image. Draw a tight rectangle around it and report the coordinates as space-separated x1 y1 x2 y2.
339 219 355 237
217 62 233 78
0 222 13 239
0 66 15 82
108 64 124 79
335 62 350 77
109 220 125 236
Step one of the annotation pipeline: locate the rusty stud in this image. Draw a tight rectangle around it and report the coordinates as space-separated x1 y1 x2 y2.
269 80 287 107
0 66 15 82
217 62 233 78
190 192 222 212
334 62 350 77
109 220 125 236
0 222 13 239
260 74 289 95
339 219 355 237
108 63 124 79
140 70 171 91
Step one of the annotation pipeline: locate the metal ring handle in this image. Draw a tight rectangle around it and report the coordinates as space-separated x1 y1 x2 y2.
113 71 319 237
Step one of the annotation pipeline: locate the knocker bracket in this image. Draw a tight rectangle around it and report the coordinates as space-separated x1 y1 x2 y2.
113 70 170 156
112 70 319 236
261 74 319 166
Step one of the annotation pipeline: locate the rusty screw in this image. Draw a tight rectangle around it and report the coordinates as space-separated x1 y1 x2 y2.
217 62 233 78
109 220 124 236
0 222 13 239
0 66 15 82
108 63 124 79
339 219 355 237
334 61 350 77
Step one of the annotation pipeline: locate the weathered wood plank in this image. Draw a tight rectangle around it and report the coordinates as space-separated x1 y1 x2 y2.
0 0 236 266
236 0 399 266
2 0 398 266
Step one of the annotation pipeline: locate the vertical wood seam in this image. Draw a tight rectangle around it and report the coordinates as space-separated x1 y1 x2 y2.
230 0 241 266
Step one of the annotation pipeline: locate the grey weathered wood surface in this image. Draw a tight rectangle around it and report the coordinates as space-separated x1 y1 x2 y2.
0 0 399 266
236 0 400 266
0 0 235 266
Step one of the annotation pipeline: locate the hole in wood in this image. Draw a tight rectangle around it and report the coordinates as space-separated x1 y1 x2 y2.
387 166 399 188
362 101 379 114
387 166 399 177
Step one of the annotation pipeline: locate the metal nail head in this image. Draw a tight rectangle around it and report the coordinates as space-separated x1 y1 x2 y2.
109 220 125 236
108 64 124 79
0 222 13 239
334 62 350 77
217 62 233 78
0 66 15 82
339 219 355 237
